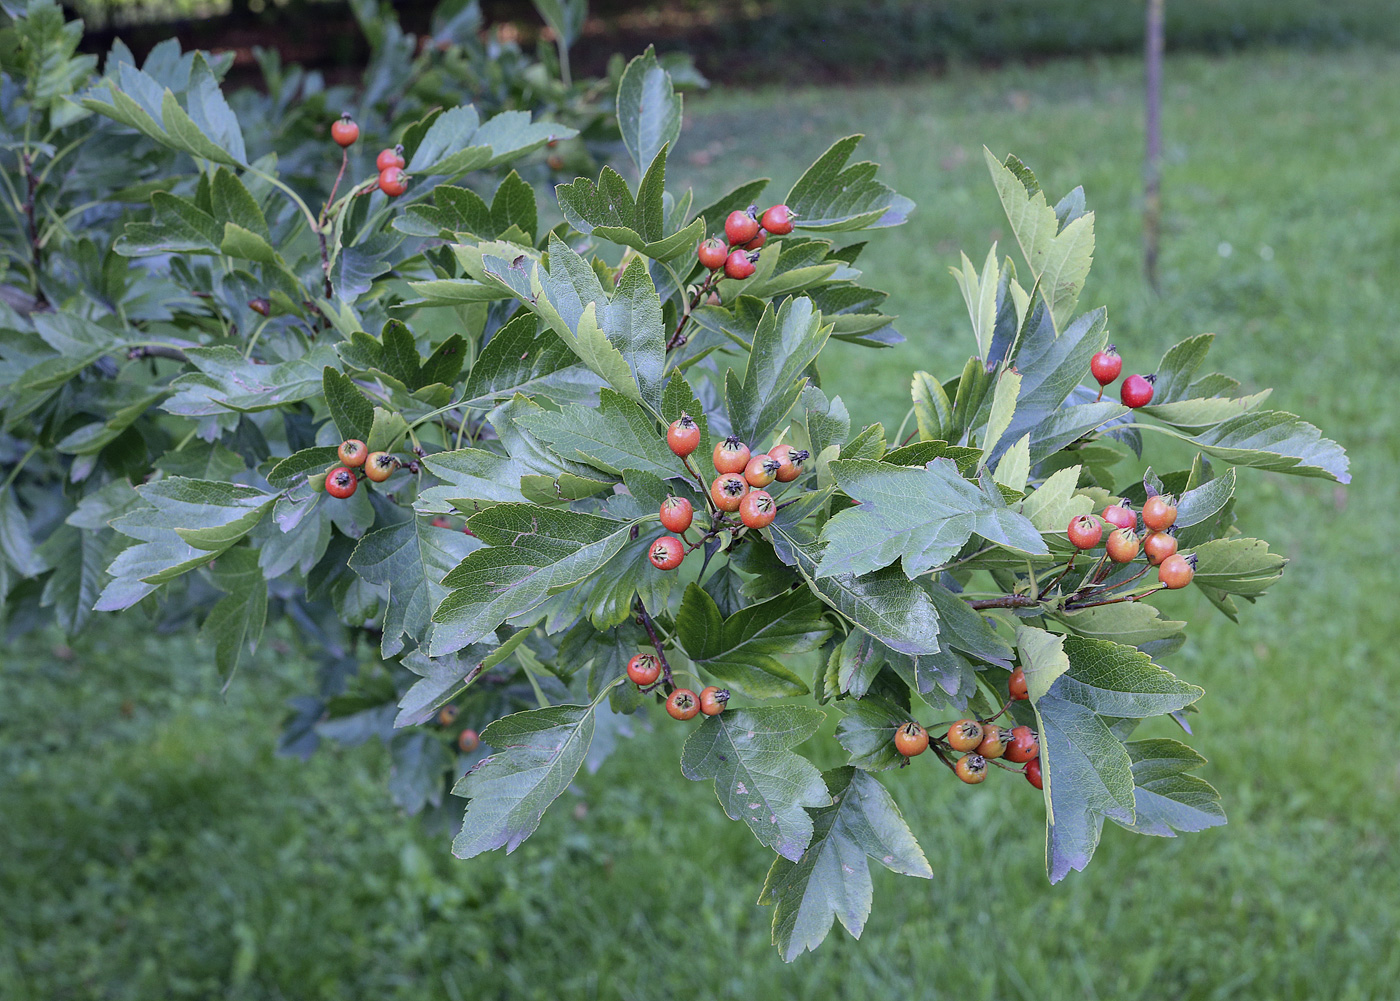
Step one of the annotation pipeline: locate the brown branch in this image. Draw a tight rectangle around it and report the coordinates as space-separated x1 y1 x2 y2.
968 594 1039 610
634 598 675 692
127 345 190 363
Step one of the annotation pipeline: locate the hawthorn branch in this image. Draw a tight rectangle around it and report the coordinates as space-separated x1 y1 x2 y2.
127 344 190 363
634 598 675 692
968 594 1039 610
666 272 719 352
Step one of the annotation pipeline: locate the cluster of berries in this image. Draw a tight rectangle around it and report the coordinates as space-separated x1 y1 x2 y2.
648 415 809 572
696 204 796 281
1090 344 1156 408
324 439 403 498
1066 491 1196 589
435 703 480 753
893 670 1043 788
626 654 729 719
330 113 408 198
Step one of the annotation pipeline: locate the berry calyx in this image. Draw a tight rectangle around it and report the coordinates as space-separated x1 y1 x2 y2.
667 414 701 457
768 443 809 482
759 204 795 235
1141 493 1178 532
1067 514 1104 550
947 719 985 752
457 729 480 753
627 653 662 686
710 472 749 512
713 437 751 474
1106 527 1142 563
1143 530 1178 566
723 249 758 280
894 721 929 757
1024 758 1043 790
744 454 781 488
649 536 685 570
739 489 776 529
378 167 408 197
330 113 359 147
1004 725 1040 764
697 237 728 271
364 452 399 482
1158 552 1196 589
437 704 460 726
325 466 358 498
976 725 1010 760
1008 667 1029 701
1102 501 1135 531
660 496 694 534
955 754 989 784
338 439 368 468
376 145 406 171
724 208 760 246
666 688 700 721
1121 373 1156 408
698 686 729 716
1090 344 1123 386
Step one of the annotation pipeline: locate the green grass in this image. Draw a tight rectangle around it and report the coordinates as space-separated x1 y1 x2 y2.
5 47 1400 999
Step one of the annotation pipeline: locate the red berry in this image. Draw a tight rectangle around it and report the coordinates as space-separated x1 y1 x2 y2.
1102 502 1135 531
431 516 453 529
1090 345 1123 386
660 497 694 534
723 250 757 280
325 466 357 498
742 231 767 251
744 454 780 488
627 654 661 686
330 114 359 147
666 688 700 721
724 208 760 246
1008 667 1029 701
713 437 750 474
364 451 398 482
947 720 984 753
697 237 728 271
767 443 808 482
977 726 1010 760
738 489 776 529
710 473 748 512
1142 494 1178 532
1143 530 1178 566
698 686 729 716
338 439 367 468
437 704 460 727
1024 757 1043 790
1005 726 1039 764
457 728 480 753
1105 527 1141 563
378 167 408 197
894 721 929 757
1158 552 1196 589
376 146 406 171
955 754 989 784
667 414 701 457
1121 373 1156 408
759 204 795 235
649 536 685 570
1067 514 1103 550
249 297 271 317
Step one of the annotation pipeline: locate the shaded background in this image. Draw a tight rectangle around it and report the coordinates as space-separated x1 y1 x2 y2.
4 2 1399 997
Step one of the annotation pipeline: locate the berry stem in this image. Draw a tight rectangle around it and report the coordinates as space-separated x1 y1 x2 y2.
968 594 1040 610
1064 584 1166 611
635 598 675 692
666 272 720 353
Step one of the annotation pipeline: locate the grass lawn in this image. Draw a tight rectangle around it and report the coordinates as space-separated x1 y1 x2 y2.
3 46 1399 1000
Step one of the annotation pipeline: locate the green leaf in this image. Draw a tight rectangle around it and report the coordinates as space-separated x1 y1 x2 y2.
114 191 222 255
760 767 931 962
1142 411 1349 483
616 46 683 174
37 525 109 634
910 370 952 443
266 447 340 490
680 706 830 860
833 698 909 772
984 149 1095 331
365 407 410 454
948 246 1001 358
1055 636 1203 717
1020 464 1093 531
350 518 484 658
1054 603 1186 647
981 369 1021 459
818 458 1047 578
1175 465 1236 529
408 105 571 177
514 388 681 480
431 504 637 655
0 486 46 578
1116 739 1226 837
674 584 831 697
786 135 913 231
1188 537 1287 598
725 296 832 447
118 477 274 552
490 170 537 241
389 732 453 815
163 346 339 417
1017 623 1070 703
993 433 1030 492
323 367 375 442
460 314 603 409
416 447 530 511
201 547 267 684
452 703 596 858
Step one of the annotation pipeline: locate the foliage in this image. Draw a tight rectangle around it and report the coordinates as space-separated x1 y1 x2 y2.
0 0 1349 963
